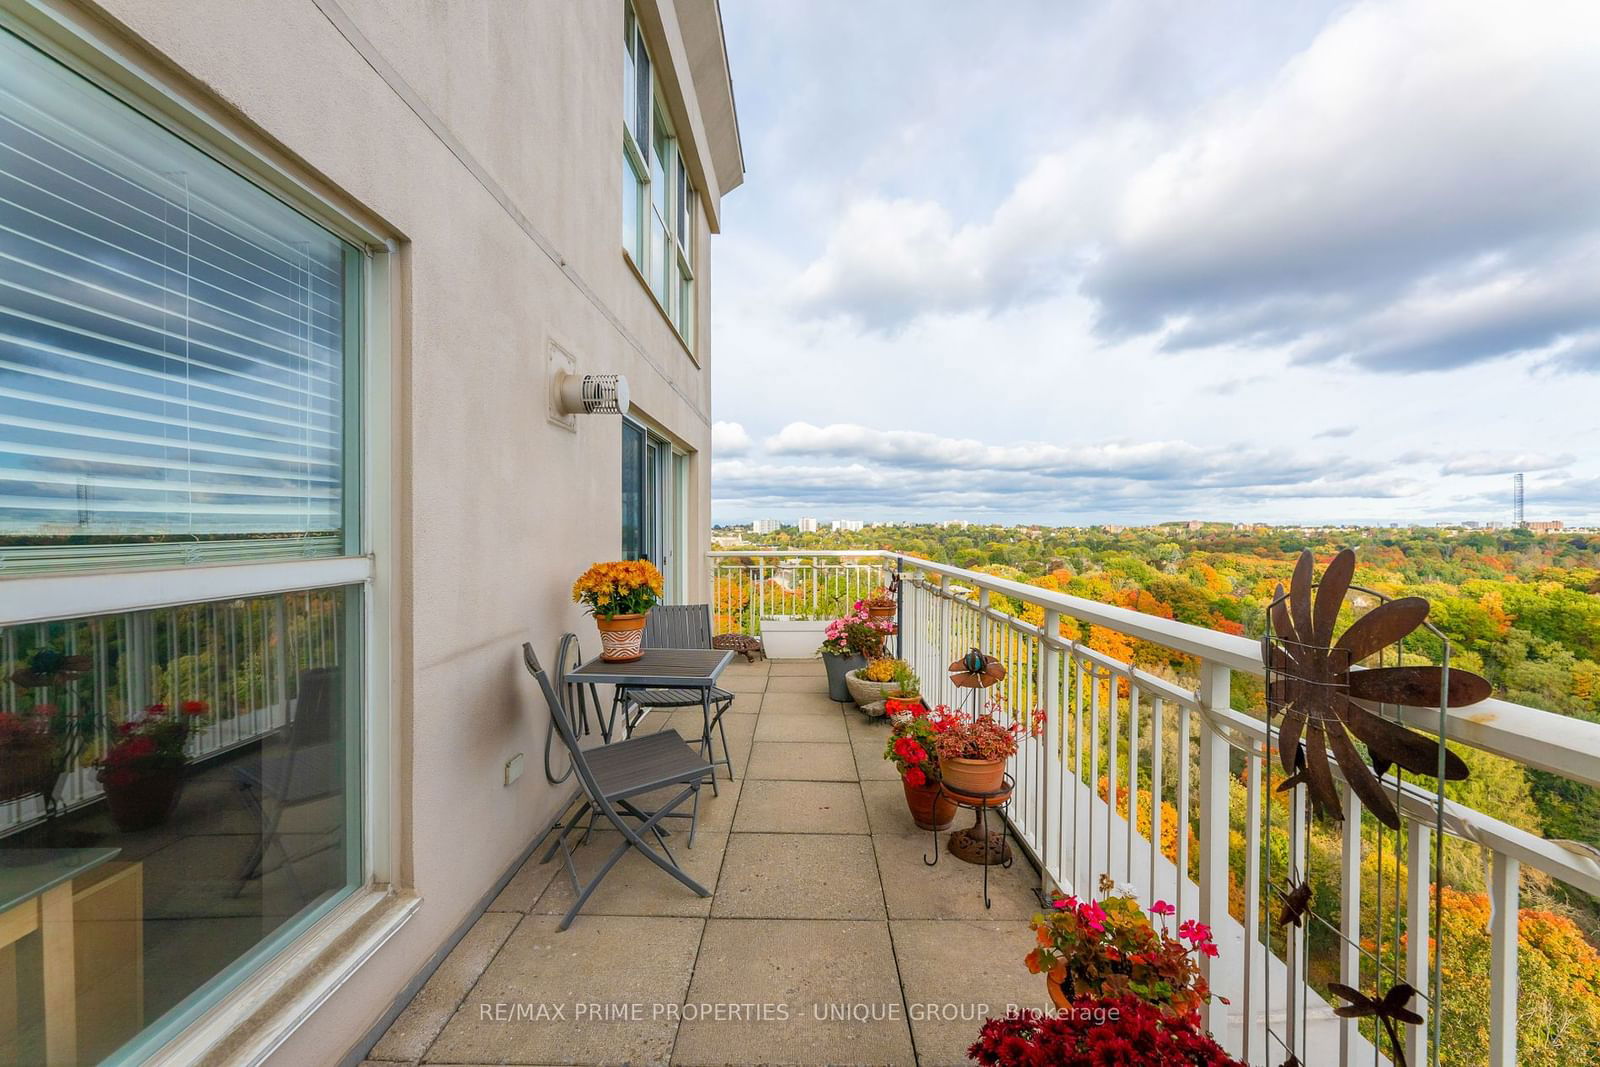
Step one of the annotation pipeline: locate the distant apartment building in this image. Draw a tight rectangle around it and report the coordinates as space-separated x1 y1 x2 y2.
752 518 784 534
798 516 819 532
831 519 865 532
1527 520 1565 534
937 520 968 529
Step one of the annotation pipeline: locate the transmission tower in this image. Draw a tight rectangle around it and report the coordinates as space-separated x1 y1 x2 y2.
1514 473 1525 528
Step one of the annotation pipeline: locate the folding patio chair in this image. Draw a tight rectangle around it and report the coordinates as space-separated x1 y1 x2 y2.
233 666 341 900
525 642 713 930
612 604 737 779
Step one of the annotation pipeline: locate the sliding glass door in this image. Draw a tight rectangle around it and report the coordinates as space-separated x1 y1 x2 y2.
620 419 684 600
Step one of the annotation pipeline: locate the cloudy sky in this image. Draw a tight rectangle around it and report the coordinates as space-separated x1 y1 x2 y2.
709 0 1600 527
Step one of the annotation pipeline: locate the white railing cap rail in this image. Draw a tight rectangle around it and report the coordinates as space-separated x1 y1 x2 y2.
710 549 1600 788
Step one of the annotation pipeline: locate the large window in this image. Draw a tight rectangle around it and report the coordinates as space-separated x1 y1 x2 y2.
622 3 695 346
0 27 358 575
0 26 367 1064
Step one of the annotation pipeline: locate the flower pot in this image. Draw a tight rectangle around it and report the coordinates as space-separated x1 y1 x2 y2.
902 777 958 831
866 604 896 623
844 669 899 710
594 612 648 662
102 768 184 832
0 738 58 805
822 652 867 701
938 755 1007 797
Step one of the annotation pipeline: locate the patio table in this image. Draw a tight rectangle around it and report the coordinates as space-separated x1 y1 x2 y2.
570 648 736 786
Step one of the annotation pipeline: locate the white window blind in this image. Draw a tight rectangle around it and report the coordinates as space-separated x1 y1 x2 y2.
0 29 356 574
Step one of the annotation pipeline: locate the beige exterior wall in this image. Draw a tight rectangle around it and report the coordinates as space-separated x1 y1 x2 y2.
30 0 736 1059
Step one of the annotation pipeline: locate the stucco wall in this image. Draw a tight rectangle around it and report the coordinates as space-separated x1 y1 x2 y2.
77 0 722 1059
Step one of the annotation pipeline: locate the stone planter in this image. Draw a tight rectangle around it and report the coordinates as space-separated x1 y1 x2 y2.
844 669 898 711
822 653 867 702
758 618 831 659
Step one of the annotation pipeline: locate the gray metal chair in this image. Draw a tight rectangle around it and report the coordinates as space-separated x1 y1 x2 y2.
614 604 737 781
233 666 341 900
526 642 712 930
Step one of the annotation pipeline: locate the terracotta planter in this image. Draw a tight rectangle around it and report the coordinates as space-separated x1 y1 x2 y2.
595 612 648 661
0 738 58 805
866 604 896 623
938 755 1006 797
902 777 958 831
1046 961 1073 1011
102 768 184 832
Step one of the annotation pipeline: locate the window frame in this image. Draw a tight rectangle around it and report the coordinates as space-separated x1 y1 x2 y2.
0 8 402 1057
621 2 696 349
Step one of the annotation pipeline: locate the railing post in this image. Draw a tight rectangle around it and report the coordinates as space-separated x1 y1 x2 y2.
1197 659 1232 1049
1405 820 1431 1067
977 588 990 654
894 556 904 659
1339 782 1363 1064
1042 609 1063 891
1489 851 1520 1066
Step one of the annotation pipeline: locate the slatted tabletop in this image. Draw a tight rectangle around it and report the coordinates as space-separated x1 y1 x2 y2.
569 647 734 688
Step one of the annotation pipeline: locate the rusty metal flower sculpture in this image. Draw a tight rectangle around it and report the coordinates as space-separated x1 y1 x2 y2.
1329 982 1424 1067
948 647 1006 689
1265 549 1488 829
1275 879 1312 929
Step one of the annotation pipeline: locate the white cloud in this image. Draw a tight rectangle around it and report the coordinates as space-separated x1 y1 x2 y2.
711 421 752 455
1440 452 1573 477
713 0 1600 526
784 0 1600 372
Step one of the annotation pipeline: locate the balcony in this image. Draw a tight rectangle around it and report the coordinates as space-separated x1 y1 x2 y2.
369 550 1600 1066
366 653 1047 1066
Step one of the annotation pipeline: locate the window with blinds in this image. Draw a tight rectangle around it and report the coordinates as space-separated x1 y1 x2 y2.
0 29 358 575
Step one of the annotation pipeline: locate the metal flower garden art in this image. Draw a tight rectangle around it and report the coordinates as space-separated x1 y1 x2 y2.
1263 548 1489 830
1253 549 1492 1066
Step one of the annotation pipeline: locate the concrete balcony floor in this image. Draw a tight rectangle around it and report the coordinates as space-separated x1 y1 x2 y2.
366 657 1051 1066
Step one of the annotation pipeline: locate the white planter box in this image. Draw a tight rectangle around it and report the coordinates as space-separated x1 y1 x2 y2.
758 617 829 659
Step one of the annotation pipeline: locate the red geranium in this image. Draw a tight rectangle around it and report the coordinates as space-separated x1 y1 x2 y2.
968 996 1244 1066
95 700 207 786
883 702 941 785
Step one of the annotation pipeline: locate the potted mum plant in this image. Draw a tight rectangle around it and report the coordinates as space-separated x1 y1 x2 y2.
818 606 891 702
883 700 956 830
1025 879 1220 1018
845 655 910 712
572 560 664 661
95 700 209 832
969 997 1244 1066
931 702 1031 796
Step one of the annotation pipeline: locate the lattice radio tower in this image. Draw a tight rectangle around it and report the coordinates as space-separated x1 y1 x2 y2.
1514 473 1525 528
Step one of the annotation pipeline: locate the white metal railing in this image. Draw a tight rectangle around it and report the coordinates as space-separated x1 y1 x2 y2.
710 550 1600 1066
0 589 342 834
708 550 894 634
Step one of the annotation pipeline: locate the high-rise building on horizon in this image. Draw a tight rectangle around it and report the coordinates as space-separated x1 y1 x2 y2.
752 518 783 534
798 516 818 533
